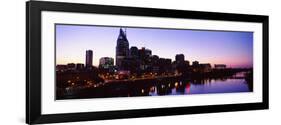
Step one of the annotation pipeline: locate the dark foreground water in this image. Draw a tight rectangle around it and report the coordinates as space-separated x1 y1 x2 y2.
57 72 253 99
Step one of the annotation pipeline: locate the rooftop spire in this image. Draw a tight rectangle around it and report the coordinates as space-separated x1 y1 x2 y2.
125 28 127 36
119 28 127 36
118 28 127 40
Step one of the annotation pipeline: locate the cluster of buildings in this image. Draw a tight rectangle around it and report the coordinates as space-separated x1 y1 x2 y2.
115 28 173 74
56 28 227 76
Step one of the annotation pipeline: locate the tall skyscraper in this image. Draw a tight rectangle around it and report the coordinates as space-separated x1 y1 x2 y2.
85 50 93 68
116 28 129 68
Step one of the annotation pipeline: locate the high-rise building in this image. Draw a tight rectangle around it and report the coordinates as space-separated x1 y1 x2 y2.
151 55 159 64
129 46 139 58
192 61 199 66
151 55 160 72
99 57 114 69
56 65 68 72
185 60 190 67
175 54 185 63
139 47 146 60
116 28 129 68
139 47 152 59
85 50 93 68
67 63 76 70
76 63 84 70
145 49 152 57
174 54 188 73
158 58 172 73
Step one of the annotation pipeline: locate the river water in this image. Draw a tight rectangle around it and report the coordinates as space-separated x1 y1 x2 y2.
58 72 252 99
148 78 251 96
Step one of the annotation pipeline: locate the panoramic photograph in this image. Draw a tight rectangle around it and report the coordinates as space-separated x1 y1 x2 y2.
55 24 253 100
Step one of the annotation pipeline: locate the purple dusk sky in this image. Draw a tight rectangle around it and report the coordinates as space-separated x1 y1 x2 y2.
56 24 253 68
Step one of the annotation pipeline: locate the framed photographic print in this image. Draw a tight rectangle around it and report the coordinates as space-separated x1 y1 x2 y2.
26 1 269 124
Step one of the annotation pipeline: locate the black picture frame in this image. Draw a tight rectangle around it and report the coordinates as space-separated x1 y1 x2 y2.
26 1 269 124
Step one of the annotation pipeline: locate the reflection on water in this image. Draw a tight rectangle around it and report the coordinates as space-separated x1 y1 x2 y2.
147 78 250 96
144 71 252 96
59 71 253 99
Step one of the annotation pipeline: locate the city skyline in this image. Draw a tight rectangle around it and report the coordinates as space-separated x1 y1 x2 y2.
56 24 253 68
